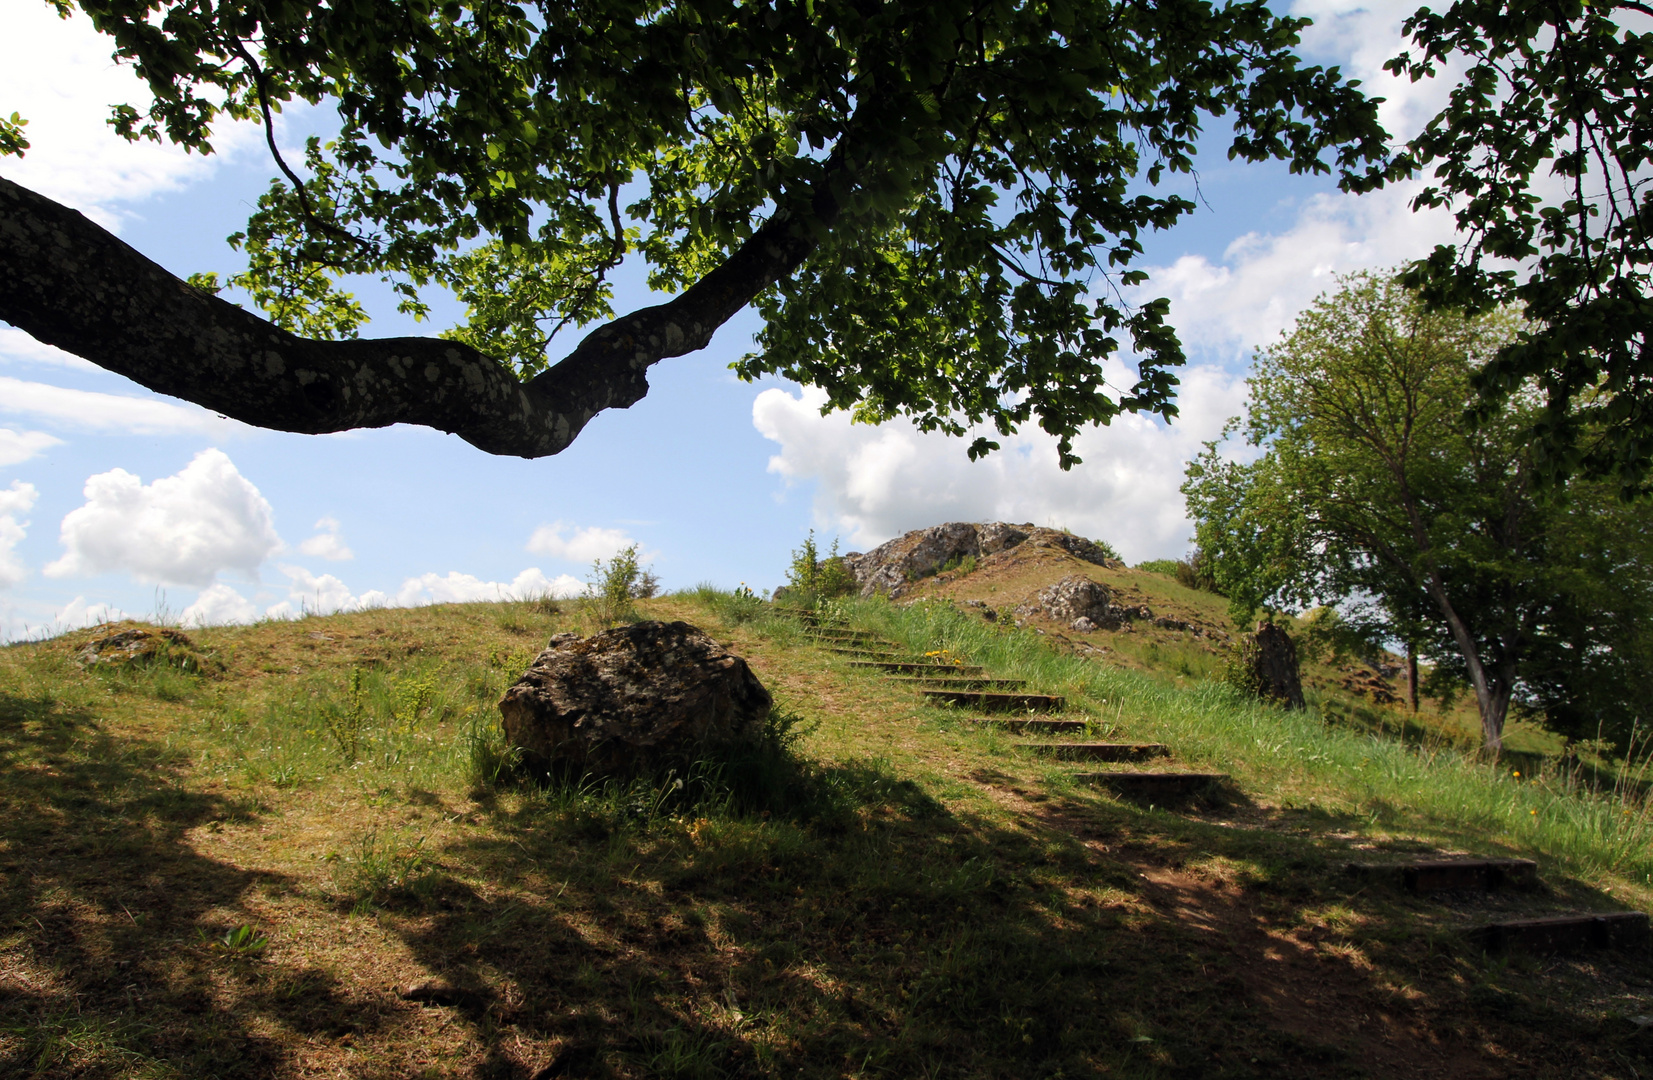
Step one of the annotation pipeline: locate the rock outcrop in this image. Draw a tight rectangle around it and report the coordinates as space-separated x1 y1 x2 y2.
1016 575 1152 631
76 625 220 674
497 621 772 778
841 522 1119 598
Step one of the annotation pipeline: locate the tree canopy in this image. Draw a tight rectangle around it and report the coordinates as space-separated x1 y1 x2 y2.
1185 271 1653 752
1 0 1389 460
1376 1 1653 491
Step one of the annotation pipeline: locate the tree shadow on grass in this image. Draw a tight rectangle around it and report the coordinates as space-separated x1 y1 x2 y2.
0 687 374 1078
370 748 1653 1080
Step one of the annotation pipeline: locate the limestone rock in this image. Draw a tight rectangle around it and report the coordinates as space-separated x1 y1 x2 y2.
1242 622 1305 709
76 625 219 674
1018 575 1150 630
497 621 772 778
1071 616 1097 633
839 521 1120 598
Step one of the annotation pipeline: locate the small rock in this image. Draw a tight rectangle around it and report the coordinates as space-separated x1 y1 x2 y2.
1071 616 1097 633
399 978 469 1006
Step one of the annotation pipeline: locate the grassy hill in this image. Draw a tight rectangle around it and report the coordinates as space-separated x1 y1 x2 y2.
2 575 1651 1078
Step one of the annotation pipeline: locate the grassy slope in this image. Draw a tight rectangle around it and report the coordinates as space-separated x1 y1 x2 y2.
1 584 1650 1079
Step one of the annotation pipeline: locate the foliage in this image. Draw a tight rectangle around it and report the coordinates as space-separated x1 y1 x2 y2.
784 531 856 603
1374 2 1653 492
1185 270 1653 751
1139 549 1220 593
1297 607 1383 669
583 543 656 626
22 0 1394 465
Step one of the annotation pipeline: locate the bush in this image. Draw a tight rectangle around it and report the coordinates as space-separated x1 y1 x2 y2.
785 531 858 603
583 544 658 625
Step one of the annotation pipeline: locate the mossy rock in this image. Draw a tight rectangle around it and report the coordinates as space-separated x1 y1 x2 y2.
75 623 223 675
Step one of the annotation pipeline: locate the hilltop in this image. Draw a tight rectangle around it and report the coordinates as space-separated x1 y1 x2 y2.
0 576 1648 1078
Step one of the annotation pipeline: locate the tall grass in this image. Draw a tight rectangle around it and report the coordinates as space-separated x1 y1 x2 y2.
835 595 1653 887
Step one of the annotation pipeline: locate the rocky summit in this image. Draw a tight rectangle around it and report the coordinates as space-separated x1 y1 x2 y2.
498 620 772 778
842 522 1119 598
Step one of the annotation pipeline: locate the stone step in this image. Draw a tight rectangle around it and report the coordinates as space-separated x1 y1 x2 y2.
1468 911 1649 954
974 717 1088 734
1016 742 1170 762
922 690 1065 713
1347 857 1538 894
896 677 1028 691
849 661 988 676
1077 771 1228 800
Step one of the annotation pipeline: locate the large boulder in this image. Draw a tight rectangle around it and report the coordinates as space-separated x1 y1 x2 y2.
497 621 772 778
1017 575 1151 630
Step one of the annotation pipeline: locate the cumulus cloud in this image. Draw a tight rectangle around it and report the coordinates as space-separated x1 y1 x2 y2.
256 565 585 621
394 568 585 607
0 428 62 467
182 583 261 627
0 328 99 372
1145 182 1460 359
0 481 39 588
754 371 1248 563
0 4 258 225
298 517 354 561
0 376 249 438
53 595 128 630
525 521 645 563
46 449 282 587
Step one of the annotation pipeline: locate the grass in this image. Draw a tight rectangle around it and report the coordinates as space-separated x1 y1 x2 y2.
1 593 1651 1078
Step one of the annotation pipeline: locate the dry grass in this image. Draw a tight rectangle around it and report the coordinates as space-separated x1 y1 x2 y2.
1 591 1650 1079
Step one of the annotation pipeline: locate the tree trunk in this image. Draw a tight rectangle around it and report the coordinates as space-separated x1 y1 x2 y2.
1406 641 1419 713
1422 576 1506 752
1248 621 1305 709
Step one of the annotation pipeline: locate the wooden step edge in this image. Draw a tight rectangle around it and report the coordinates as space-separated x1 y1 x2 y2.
1347 857 1538 893
1014 742 1170 760
1075 772 1230 800
1467 911 1649 954
921 690 1066 713
848 662 988 675
970 717 1089 733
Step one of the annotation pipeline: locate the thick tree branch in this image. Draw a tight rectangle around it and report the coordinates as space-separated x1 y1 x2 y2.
0 172 836 457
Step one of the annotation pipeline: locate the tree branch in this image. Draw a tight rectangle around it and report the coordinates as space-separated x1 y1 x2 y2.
0 170 837 457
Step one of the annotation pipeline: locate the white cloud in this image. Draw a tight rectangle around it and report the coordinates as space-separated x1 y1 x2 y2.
754 372 1248 564
53 595 128 630
525 521 643 563
258 564 584 621
182 583 260 626
1145 182 1460 360
46 449 282 587
395 568 585 607
0 427 60 467
0 376 250 437
0 480 39 588
0 4 259 226
298 516 354 561
0 328 99 371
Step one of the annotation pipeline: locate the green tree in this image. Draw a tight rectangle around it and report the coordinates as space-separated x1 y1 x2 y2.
0 0 1390 460
1373 2 1653 492
1184 271 1653 752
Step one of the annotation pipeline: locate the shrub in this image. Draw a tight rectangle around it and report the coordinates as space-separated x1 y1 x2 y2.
785 531 858 602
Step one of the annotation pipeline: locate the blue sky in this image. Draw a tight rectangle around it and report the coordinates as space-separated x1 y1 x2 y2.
0 0 1460 637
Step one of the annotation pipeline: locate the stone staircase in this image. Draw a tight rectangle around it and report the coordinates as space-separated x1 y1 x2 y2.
775 605 1649 956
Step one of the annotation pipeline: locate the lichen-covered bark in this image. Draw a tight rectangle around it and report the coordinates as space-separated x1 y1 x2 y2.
0 176 824 456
